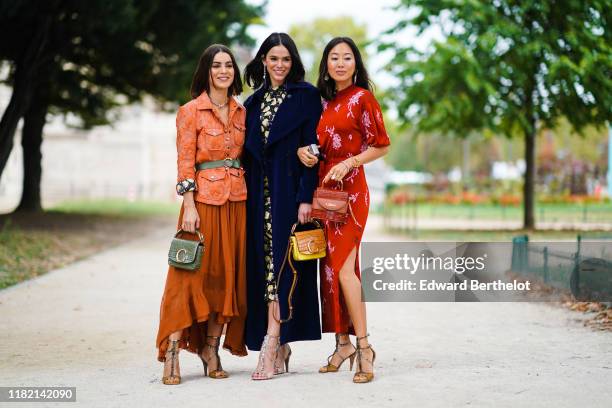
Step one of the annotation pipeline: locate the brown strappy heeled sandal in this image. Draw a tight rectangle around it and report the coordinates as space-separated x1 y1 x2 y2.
162 339 181 385
353 334 376 383
199 335 228 379
319 333 357 373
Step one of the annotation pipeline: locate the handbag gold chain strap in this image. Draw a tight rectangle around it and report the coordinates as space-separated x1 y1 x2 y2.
272 221 324 323
347 201 360 226
272 235 298 323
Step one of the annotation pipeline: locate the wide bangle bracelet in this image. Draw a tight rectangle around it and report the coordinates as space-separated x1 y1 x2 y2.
176 178 196 195
352 156 361 168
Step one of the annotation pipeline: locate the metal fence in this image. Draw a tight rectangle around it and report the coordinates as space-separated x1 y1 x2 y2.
511 234 612 302
381 201 612 230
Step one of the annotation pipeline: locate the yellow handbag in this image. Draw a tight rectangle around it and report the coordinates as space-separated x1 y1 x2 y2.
274 221 326 323
289 220 327 261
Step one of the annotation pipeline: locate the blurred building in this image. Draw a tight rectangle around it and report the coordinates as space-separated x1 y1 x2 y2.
0 93 178 212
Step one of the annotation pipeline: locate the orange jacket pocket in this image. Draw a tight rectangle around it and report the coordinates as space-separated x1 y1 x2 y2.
202 128 225 151
196 167 229 204
232 121 246 146
228 167 247 201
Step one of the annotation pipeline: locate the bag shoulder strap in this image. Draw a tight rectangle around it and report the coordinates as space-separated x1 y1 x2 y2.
348 201 361 227
273 233 299 324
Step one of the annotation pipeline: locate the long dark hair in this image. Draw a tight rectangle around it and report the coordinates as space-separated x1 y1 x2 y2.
190 44 243 99
317 37 373 101
244 33 305 89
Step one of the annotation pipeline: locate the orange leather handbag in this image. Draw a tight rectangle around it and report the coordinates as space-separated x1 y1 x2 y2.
311 180 350 224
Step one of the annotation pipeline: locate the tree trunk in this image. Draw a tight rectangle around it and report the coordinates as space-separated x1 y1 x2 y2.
523 126 536 230
522 71 538 231
16 96 48 212
0 65 32 178
462 137 470 184
0 16 52 179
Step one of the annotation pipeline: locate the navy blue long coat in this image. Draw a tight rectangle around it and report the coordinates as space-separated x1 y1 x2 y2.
243 81 322 351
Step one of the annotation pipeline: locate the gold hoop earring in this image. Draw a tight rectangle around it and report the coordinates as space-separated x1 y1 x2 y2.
324 73 329 81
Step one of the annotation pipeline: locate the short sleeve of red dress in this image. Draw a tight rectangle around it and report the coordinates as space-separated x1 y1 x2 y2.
359 91 391 149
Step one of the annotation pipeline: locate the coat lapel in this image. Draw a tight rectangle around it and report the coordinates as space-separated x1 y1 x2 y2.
245 82 310 160
244 88 264 162
265 89 303 146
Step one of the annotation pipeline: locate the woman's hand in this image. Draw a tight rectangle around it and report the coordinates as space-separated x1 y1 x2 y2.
298 203 312 224
181 193 200 233
322 161 352 184
297 146 319 168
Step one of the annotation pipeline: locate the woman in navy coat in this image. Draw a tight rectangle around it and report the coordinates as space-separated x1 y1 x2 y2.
243 33 322 380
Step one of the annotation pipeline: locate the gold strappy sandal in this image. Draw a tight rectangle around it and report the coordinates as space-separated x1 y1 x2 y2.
319 333 356 373
199 335 228 379
162 339 181 385
353 334 376 383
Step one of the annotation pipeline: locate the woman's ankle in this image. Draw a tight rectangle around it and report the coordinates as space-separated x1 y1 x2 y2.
356 333 370 348
205 335 221 346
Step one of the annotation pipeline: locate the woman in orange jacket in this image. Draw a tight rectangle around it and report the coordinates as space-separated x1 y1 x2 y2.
156 44 248 385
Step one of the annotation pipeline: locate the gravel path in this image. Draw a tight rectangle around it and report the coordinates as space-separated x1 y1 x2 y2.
1 220 610 408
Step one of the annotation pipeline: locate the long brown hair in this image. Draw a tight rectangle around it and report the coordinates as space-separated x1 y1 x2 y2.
190 44 243 99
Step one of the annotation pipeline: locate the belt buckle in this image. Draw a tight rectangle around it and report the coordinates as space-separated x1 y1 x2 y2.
223 158 234 168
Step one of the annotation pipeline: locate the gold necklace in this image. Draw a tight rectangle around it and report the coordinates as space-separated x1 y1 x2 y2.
210 96 228 109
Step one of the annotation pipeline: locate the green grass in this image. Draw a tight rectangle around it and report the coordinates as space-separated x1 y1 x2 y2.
50 198 180 217
0 221 60 289
0 199 179 289
383 202 612 223
385 228 585 241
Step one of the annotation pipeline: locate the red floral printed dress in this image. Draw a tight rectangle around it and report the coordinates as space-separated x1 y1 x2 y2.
316 84 391 334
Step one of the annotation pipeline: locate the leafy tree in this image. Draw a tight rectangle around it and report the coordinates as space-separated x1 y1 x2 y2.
288 16 368 83
380 0 612 229
0 0 263 211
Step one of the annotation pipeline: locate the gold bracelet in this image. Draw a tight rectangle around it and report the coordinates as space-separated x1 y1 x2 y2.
340 161 351 172
352 156 361 168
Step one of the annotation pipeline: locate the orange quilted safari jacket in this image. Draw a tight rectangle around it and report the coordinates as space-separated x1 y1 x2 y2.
175 92 247 205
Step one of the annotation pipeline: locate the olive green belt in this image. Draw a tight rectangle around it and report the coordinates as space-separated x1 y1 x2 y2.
196 158 241 170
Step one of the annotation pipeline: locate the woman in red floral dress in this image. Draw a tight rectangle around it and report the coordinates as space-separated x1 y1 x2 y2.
298 37 390 383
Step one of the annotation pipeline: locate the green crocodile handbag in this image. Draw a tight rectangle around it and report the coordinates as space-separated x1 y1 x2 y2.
167 229 205 271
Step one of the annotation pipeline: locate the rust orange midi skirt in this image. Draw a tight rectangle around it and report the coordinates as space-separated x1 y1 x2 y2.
156 200 247 361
